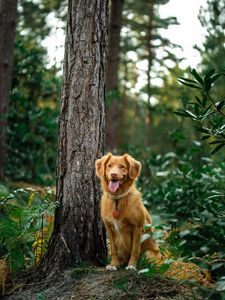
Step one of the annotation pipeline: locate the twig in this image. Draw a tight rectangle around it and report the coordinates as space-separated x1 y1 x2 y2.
205 91 225 117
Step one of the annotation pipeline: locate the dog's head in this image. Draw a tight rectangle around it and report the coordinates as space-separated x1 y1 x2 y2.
95 153 141 193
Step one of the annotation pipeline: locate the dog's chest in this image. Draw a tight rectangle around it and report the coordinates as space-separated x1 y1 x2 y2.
105 215 122 233
113 219 120 233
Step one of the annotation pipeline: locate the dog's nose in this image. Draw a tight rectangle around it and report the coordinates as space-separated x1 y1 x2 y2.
111 173 117 178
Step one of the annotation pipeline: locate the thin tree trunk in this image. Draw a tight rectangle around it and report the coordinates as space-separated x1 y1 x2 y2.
146 0 154 146
39 0 109 277
105 0 123 150
0 0 18 181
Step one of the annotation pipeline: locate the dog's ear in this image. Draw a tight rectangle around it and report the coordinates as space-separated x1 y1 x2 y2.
124 154 141 179
95 153 112 178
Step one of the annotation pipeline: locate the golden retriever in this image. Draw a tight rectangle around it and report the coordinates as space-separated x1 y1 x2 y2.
95 153 161 270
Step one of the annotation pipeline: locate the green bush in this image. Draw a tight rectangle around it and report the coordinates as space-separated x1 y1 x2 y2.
0 185 56 273
129 68 225 291
126 147 225 291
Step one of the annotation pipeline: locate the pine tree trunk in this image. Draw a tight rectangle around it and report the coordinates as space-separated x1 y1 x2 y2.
105 0 123 150
39 0 109 277
0 0 18 181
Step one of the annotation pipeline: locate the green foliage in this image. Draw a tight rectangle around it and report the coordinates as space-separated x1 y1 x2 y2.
0 185 56 273
121 143 225 290
175 68 225 155
137 254 171 277
197 0 225 80
6 1 61 184
143 150 225 282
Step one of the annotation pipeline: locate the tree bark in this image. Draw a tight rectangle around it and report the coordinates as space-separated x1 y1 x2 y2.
0 0 18 181
105 0 123 150
39 0 109 277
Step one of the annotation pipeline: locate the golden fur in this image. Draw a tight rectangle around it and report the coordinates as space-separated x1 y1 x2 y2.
95 153 161 270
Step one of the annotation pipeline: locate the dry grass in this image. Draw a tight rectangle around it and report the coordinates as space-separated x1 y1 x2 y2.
3 267 208 300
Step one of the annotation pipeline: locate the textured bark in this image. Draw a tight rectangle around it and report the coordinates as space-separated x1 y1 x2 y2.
39 0 109 277
105 0 123 150
0 0 18 181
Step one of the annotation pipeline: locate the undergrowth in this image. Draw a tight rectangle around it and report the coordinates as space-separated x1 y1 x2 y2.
0 184 57 294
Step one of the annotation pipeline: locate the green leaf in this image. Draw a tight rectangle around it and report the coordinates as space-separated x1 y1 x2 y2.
183 109 198 119
194 104 199 115
159 264 170 274
200 104 212 120
209 140 224 145
138 268 150 274
178 76 198 84
216 100 225 111
178 80 201 90
216 277 225 292
191 69 204 85
144 224 153 230
173 111 190 117
204 69 215 80
195 96 203 106
211 73 222 84
211 143 225 155
203 69 215 92
140 233 151 243
201 135 211 140
211 263 225 271
202 96 207 106
179 230 190 238
195 126 209 133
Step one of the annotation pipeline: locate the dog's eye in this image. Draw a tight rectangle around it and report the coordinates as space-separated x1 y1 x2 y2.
119 165 126 169
107 164 112 168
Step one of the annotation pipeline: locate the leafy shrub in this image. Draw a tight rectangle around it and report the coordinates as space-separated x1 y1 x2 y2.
142 152 224 268
175 68 225 155
130 68 225 292
0 185 56 274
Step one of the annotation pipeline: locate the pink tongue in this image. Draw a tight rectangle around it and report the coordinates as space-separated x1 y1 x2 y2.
109 181 120 192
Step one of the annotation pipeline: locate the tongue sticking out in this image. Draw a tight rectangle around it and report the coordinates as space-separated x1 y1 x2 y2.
109 180 120 193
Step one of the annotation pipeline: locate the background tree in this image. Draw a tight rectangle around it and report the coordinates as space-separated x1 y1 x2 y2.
117 0 181 148
38 0 109 277
6 0 63 183
0 0 18 181
105 0 124 150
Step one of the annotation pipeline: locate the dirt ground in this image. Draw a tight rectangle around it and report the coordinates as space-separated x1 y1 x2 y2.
2 267 212 300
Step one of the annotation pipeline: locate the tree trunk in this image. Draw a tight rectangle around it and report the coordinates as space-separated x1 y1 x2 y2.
0 0 18 181
39 0 109 277
146 0 154 146
105 0 123 150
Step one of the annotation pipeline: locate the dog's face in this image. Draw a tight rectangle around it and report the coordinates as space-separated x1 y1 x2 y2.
95 153 141 193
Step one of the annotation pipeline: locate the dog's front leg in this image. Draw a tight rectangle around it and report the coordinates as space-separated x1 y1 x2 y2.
126 226 142 270
105 223 119 270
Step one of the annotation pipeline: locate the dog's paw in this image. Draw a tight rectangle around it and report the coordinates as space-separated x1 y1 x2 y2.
106 265 117 271
125 265 136 271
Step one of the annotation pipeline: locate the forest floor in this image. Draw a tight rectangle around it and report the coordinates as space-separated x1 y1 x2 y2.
3 266 211 300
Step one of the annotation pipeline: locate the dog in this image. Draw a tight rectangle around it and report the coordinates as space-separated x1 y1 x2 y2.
95 153 161 270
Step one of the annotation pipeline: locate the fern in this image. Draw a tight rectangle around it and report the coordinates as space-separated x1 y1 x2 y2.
0 185 56 274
